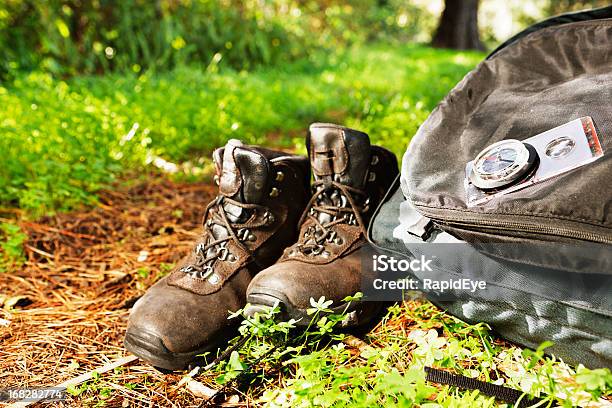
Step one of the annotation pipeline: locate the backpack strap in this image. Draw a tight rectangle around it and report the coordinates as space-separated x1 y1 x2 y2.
425 366 542 407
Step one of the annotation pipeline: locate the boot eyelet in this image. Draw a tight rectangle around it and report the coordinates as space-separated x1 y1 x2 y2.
247 233 256 242
275 171 284 182
196 243 206 255
213 175 220 185
208 273 220 284
368 172 376 182
269 187 280 198
263 211 275 225
334 237 343 245
237 228 250 241
371 155 379 165
227 253 237 262
181 265 194 274
311 245 325 256
199 267 214 280
216 247 231 261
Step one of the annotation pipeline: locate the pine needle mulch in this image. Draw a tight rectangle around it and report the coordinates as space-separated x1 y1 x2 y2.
0 177 217 407
2 176 609 407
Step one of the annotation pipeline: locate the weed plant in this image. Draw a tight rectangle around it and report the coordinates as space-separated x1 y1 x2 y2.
207 297 612 407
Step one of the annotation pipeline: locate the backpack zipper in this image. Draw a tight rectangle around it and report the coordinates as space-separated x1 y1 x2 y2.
417 208 612 244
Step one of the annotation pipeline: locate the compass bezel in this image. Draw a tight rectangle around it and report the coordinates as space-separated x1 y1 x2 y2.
469 139 539 191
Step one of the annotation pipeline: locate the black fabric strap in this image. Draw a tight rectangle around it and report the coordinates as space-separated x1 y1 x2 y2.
425 367 542 407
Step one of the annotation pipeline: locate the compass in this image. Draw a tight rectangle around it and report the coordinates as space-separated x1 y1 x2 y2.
469 139 539 191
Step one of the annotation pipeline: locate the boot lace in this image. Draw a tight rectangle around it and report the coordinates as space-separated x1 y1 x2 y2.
180 196 273 280
294 180 369 257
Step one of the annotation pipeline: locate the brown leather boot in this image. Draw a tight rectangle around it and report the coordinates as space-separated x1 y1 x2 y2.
245 123 398 327
124 140 310 370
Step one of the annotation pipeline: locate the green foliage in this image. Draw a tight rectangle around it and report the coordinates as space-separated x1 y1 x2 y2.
0 222 26 271
522 340 554 369
575 366 612 399
544 0 611 15
66 369 114 406
205 298 610 407
0 44 481 216
0 0 436 80
217 350 248 384
512 0 611 30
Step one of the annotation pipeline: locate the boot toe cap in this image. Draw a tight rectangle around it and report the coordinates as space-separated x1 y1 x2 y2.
247 264 313 310
246 259 361 318
124 278 236 370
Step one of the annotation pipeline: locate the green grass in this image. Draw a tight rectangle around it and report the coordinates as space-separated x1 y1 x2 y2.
206 298 612 407
0 44 482 217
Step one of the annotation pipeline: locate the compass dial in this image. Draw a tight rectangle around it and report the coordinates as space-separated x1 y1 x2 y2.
469 139 539 191
477 147 518 174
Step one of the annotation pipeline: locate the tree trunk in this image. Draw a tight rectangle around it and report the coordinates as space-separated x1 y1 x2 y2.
432 0 484 51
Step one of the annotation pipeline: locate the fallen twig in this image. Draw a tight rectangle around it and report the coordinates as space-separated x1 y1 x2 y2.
8 355 138 408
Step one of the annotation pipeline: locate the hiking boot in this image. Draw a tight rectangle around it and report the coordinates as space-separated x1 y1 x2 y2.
124 140 310 370
245 123 398 327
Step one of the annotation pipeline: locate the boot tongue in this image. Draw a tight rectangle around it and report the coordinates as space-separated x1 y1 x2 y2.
307 124 371 227
308 123 371 189
214 139 271 204
210 139 271 237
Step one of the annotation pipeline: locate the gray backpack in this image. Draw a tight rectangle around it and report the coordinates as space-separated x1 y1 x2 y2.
368 7 612 369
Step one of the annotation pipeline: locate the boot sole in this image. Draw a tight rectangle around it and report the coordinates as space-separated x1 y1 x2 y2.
246 288 384 329
124 328 225 371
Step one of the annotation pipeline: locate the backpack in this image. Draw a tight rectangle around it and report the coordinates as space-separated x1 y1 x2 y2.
368 6 612 369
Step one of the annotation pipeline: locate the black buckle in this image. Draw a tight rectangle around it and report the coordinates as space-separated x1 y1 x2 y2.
406 215 434 241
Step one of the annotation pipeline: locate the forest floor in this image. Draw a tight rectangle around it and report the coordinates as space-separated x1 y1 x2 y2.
1 175 610 407
1 177 213 406
0 43 610 408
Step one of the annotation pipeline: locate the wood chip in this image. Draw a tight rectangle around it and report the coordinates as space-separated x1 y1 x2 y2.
343 334 369 351
185 379 217 399
137 250 149 262
225 394 240 404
